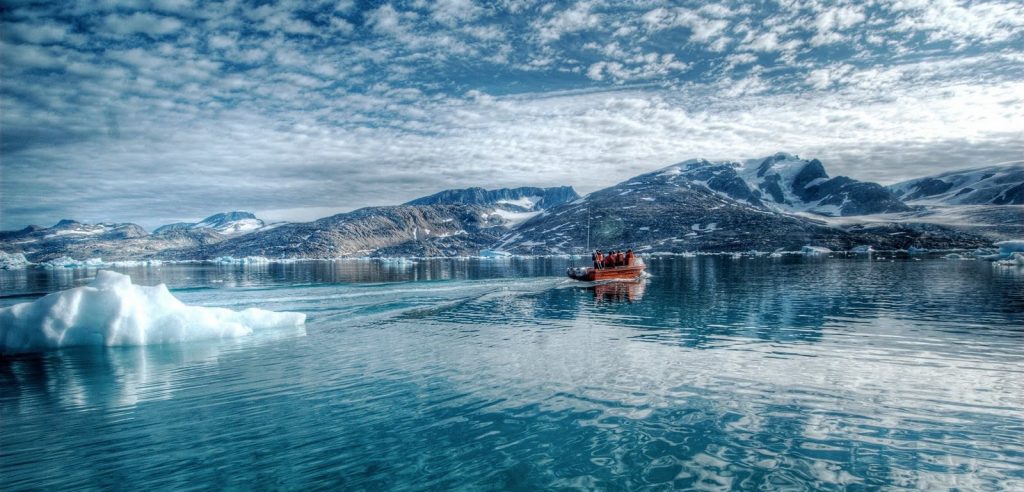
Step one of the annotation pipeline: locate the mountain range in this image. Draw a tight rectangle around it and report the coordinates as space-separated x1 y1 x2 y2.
3 154 1021 264
888 162 1024 205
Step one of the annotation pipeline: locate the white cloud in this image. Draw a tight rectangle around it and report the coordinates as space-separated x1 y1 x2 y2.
806 63 854 89
366 4 407 36
889 0 1024 46
535 1 601 42
429 0 484 25
3 20 70 44
640 7 729 44
102 12 184 37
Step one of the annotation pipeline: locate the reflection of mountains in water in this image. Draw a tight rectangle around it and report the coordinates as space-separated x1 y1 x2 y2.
591 280 646 304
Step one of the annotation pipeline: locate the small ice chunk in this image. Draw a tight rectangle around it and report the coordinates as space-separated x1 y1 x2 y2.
1 270 305 355
41 256 84 269
850 245 874 253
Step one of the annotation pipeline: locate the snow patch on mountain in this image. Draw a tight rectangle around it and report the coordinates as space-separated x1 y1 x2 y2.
154 211 269 236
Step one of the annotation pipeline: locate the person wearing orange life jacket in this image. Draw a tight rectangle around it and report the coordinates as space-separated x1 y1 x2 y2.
625 249 635 266
594 250 604 269
603 252 615 268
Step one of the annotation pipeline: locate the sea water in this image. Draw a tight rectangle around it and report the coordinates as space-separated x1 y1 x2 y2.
2 256 1022 490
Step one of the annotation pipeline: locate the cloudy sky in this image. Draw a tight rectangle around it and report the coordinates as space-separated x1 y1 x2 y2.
1 0 1022 230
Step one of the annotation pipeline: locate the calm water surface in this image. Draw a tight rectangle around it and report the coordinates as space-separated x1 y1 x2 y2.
2 256 1023 490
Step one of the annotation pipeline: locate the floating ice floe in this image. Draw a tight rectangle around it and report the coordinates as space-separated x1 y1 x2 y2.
213 256 273 265
800 246 832 255
0 251 31 269
0 270 306 355
906 246 928 255
975 240 1024 264
849 245 875 254
479 249 513 258
995 240 1024 257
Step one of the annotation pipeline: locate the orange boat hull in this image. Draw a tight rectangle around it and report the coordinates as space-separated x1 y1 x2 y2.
567 264 645 281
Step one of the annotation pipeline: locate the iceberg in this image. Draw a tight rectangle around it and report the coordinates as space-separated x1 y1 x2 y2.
0 251 31 269
994 240 1024 257
800 246 832 255
974 240 1024 262
850 245 875 254
1 270 306 355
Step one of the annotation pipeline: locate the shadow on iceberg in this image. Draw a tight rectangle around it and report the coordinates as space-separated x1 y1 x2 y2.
1 270 306 355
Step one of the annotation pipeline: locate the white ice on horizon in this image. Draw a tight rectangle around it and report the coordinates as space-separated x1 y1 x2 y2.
801 245 832 255
0 270 306 355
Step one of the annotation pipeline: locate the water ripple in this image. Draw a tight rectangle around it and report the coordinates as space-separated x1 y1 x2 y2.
2 257 1023 489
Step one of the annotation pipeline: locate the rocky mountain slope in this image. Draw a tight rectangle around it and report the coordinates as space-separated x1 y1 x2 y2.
191 204 503 259
405 186 579 210
889 162 1024 205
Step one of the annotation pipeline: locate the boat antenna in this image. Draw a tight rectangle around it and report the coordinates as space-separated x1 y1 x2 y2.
586 207 591 253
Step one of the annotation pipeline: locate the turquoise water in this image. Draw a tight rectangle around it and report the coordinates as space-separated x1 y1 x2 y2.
2 256 1023 490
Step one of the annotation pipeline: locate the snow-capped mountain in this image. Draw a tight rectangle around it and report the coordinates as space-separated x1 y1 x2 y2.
655 153 909 216
154 211 267 236
888 162 1024 205
496 160 978 254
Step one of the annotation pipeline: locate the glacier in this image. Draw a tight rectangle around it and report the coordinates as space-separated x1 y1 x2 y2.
0 270 306 355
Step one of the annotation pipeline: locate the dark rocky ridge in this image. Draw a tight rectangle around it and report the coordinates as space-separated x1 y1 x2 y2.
406 186 579 211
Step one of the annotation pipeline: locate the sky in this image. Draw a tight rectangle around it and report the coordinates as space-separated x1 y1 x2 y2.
1 0 1023 230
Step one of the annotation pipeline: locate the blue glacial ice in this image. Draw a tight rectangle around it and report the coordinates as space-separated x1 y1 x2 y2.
1 270 306 355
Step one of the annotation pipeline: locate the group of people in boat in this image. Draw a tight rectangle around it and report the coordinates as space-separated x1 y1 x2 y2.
592 249 635 269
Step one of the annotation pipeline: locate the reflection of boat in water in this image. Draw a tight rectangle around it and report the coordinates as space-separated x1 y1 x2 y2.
592 280 646 303
566 258 645 281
